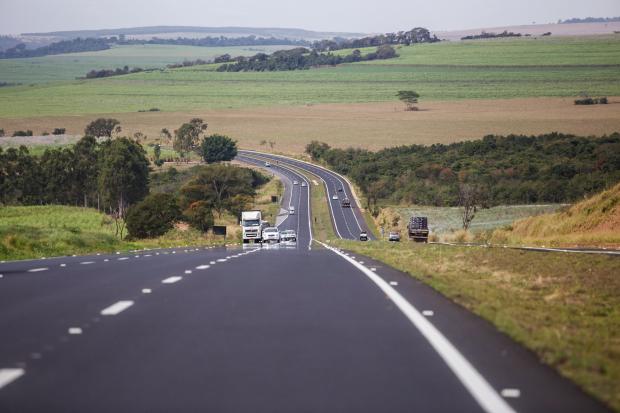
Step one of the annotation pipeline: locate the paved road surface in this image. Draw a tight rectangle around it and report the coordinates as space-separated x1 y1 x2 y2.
0 153 611 412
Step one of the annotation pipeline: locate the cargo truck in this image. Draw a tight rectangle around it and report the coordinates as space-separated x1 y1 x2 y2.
407 216 429 242
241 210 267 243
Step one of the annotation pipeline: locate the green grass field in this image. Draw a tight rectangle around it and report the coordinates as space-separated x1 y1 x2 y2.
0 36 619 118
0 44 295 84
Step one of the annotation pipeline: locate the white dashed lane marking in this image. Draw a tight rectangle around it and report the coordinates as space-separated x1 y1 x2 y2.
118 257 129 261
184 270 192 274
501 389 521 398
210 261 216 265
389 281 398 286
28 268 48 272
0 368 25 390
68 327 83 335
80 261 95 265
162 276 183 284
217 259 227 262
423 310 434 317
142 288 152 294
196 265 210 270
100 300 134 316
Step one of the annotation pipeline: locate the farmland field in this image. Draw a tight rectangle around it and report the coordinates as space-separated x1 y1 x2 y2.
0 44 296 84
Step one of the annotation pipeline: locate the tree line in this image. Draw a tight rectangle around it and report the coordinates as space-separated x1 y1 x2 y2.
306 133 620 210
83 65 146 79
119 35 310 48
0 37 111 59
461 31 522 41
217 45 398 72
559 17 620 24
311 28 439 52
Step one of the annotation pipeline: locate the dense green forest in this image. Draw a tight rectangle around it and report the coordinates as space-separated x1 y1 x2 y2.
306 133 620 207
311 27 439 52
217 45 397 72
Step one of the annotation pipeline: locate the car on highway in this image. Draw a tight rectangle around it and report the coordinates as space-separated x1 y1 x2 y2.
341 198 351 208
332 194 339 200
265 162 271 167
359 231 369 241
293 180 299 185
301 182 307 187
280 230 297 242
388 231 401 242
262 227 280 243
338 188 343 192
289 206 295 215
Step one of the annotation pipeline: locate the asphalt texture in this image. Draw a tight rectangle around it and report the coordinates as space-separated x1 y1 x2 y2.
0 153 612 412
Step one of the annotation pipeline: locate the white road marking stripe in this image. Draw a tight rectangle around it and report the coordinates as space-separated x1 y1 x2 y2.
145 254 152 257
389 281 398 286
210 261 216 265
501 389 521 398
321 242 516 413
28 267 48 272
217 259 227 262
100 300 134 316
118 257 129 261
142 288 152 294
0 368 25 389
370 267 377 272
184 270 192 274
196 265 210 270
60 264 67 267
423 310 434 317
68 327 82 335
80 261 95 265
162 276 182 284
103 259 109 262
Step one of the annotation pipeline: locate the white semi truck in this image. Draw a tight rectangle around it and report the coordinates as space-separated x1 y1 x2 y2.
241 210 267 243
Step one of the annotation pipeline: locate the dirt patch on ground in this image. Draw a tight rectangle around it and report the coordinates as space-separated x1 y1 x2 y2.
1 97 619 153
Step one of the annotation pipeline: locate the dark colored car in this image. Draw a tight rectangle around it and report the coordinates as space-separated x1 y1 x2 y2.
359 231 369 241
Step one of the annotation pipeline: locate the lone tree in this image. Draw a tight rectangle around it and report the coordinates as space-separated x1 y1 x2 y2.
458 183 483 230
173 118 207 159
397 90 420 111
84 118 121 138
200 134 238 163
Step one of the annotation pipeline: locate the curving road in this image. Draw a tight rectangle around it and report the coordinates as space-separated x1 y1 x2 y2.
0 155 611 412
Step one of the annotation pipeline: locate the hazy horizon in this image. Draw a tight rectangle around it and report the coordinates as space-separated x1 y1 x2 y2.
0 0 619 36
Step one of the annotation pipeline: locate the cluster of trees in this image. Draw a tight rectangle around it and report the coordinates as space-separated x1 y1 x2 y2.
0 37 111 59
126 165 268 238
170 117 238 163
0 128 65 137
575 97 608 105
306 133 620 209
84 65 145 79
120 35 309 48
166 59 209 69
217 45 398 72
559 17 620 24
461 31 522 40
312 28 439 52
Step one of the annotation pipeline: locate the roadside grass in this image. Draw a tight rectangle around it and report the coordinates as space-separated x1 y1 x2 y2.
334 239 620 411
491 182 620 248
1 36 619 118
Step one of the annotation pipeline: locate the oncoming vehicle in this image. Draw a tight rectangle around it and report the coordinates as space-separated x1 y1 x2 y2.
359 231 369 241
293 180 299 185
301 182 307 187
241 210 265 243
388 231 401 242
280 230 297 242
289 206 295 215
262 227 280 243
341 198 351 208
332 194 339 200
338 187 343 192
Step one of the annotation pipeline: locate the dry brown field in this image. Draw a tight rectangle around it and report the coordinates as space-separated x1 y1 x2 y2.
2 97 620 154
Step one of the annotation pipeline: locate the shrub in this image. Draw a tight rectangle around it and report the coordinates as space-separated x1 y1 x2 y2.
52 128 66 135
12 130 33 137
0 128 4 137
200 134 238 163
183 201 214 232
126 193 181 239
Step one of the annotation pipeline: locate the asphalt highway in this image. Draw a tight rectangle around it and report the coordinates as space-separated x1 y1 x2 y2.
0 154 611 412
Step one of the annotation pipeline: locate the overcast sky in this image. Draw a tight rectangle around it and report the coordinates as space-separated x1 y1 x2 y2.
1 0 619 35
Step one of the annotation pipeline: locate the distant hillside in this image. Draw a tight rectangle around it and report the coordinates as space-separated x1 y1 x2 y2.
492 182 620 248
21 26 367 41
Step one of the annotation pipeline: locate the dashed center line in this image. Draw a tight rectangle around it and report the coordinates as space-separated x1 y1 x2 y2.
0 368 25 390
196 265 210 270
118 257 129 261
389 281 399 286
501 389 521 398
28 267 48 272
423 310 434 317
210 261 216 265
142 288 152 294
217 259 227 262
80 261 95 265
162 276 183 284
68 327 83 335
100 300 134 316
184 270 192 274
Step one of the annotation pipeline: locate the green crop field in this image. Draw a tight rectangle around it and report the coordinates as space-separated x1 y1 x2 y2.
0 36 619 118
0 44 295 84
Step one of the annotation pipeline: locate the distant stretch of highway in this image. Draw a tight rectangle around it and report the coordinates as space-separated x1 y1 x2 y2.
0 151 610 412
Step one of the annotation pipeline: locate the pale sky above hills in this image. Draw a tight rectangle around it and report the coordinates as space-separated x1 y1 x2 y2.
0 0 619 35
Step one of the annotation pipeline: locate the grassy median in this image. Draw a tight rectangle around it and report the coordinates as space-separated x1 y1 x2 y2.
334 239 620 411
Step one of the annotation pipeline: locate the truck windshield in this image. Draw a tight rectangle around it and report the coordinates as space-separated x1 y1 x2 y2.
242 219 260 226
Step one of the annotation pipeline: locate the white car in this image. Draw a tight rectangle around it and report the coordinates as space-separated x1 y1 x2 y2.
265 162 271 167
293 180 299 185
332 194 338 200
262 227 280 243
280 230 297 242
301 182 307 187
289 206 295 215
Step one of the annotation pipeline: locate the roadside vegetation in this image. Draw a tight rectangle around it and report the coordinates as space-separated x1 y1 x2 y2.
334 239 620 411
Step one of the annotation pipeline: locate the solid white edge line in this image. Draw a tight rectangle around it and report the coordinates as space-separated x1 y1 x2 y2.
0 368 25 390
319 241 516 413
100 300 134 316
